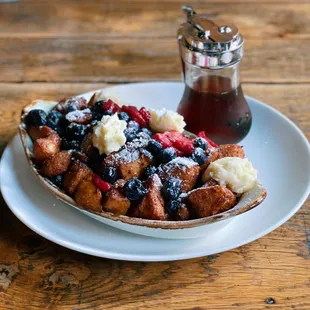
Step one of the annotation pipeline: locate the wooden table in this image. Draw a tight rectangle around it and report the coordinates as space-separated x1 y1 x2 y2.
0 1 309 309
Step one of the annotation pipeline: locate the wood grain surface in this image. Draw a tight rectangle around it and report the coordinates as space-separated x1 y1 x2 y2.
0 0 309 309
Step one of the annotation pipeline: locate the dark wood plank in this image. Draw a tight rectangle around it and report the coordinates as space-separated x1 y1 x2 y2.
0 1 309 39
0 38 309 83
0 83 309 309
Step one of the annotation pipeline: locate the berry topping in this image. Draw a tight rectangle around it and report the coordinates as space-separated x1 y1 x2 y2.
197 131 218 148
48 175 63 188
61 138 81 151
160 147 177 163
118 112 130 122
147 139 163 154
144 165 157 178
162 177 182 200
25 109 47 127
167 199 181 216
141 128 153 137
56 97 87 114
122 105 147 127
152 133 173 148
124 178 148 201
65 123 87 141
65 109 92 124
67 105 78 113
102 167 118 184
103 99 121 114
46 110 63 131
124 128 137 142
127 120 140 131
93 175 112 193
191 148 208 165
139 107 151 124
194 137 208 150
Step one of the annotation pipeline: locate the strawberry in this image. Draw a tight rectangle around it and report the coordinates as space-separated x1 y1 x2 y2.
172 139 194 155
139 107 151 124
152 133 173 148
92 174 112 193
103 99 121 114
121 105 147 127
197 131 218 148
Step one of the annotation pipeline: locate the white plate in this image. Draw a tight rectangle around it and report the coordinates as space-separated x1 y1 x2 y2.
1 82 310 261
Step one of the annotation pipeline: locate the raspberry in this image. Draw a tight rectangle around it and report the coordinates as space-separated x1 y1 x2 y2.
122 106 147 127
172 139 193 155
103 99 121 114
139 107 151 123
152 133 173 148
197 131 218 148
92 175 112 193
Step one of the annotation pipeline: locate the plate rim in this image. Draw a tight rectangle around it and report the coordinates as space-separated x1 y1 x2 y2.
1 82 310 261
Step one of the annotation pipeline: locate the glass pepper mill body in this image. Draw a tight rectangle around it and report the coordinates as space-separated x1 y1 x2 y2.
177 6 251 144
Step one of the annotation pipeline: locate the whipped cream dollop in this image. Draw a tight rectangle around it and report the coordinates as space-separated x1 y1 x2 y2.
149 108 186 133
92 114 127 155
202 157 258 194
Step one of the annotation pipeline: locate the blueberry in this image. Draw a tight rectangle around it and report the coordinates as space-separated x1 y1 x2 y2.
147 139 162 154
118 112 130 122
124 128 137 142
65 123 87 141
160 147 177 163
127 121 140 132
61 138 80 150
141 128 153 137
47 110 63 131
167 199 180 216
144 165 157 178
67 105 78 113
102 167 118 183
49 175 63 188
162 177 182 200
136 131 152 140
191 148 208 165
24 109 47 127
91 100 105 114
194 137 208 150
124 178 148 201
92 112 104 121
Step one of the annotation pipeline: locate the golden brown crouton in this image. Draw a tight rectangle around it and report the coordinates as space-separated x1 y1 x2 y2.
158 157 200 192
41 151 72 177
135 175 166 220
74 178 102 212
56 97 88 114
33 134 61 162
187 186 236 218
206 144 245 167
175 205 191 221
105 147 153 181
63 160 93 195
80 133 95 157
102 187 131 215
202 179 219 188
28 126 56 141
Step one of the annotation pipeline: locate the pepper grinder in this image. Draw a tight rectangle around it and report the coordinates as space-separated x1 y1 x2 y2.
177 5 251 144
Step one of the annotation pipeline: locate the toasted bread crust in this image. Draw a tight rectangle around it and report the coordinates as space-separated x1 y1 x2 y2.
33 134 61 162
206 144 245 167
63 160 93 195
135 175 166 220
158 159 200 192
175 205 191 221
74 177 102 212
102 187 131 215
28 126 56 141
188 186 236 218
41 151 72 177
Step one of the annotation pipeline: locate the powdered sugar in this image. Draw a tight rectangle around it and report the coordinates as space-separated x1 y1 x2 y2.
159 157 198 174
151 174 163 189
65 108 92 122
